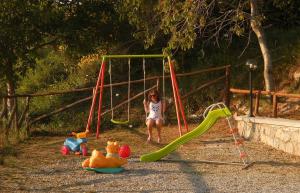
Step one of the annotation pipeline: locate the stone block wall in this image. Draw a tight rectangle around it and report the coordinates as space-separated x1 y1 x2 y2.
235 116 300 156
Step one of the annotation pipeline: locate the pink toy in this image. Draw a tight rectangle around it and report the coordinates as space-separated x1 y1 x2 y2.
119 144 131 158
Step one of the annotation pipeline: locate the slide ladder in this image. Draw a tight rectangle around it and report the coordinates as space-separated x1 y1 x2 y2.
203 103 251 167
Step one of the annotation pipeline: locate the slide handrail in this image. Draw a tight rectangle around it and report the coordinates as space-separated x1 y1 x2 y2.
203 102 228 119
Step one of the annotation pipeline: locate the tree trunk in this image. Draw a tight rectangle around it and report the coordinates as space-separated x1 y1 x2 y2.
6 80 15 113
250 0 274 91
6 64 18 134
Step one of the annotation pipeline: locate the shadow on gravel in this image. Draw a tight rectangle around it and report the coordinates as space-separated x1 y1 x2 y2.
128 153 210 191
167 152 210 193
199 138 233 144
120 127 167 148
22 177 120 192
254 160 300 168
162 159 244 166
124 128 212 192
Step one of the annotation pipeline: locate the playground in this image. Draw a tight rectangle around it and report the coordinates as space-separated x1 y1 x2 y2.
1 54 300 193
1 2 300 192
1 120 300 192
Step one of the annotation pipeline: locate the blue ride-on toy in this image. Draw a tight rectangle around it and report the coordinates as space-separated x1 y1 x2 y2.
61 131 88 156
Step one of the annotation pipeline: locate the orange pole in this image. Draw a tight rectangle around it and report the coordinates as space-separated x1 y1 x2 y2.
96 61 106 138
168 57 182 136
85 58 105 133
169 60 189 132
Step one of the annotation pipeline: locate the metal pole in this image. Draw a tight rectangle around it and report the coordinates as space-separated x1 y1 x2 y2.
85 57 105 133
168 57 182 136
169 61 189 133
96 61 106 138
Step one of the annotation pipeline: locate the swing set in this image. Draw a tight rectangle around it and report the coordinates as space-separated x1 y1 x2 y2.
84 54 188 139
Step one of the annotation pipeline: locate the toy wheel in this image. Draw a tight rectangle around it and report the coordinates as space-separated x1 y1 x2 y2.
81 146 88 156
61 145 70 155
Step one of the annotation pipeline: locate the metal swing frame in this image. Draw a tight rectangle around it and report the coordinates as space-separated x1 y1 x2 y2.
84 54 189 138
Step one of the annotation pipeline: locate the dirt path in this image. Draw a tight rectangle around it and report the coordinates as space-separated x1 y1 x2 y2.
1 120 300 193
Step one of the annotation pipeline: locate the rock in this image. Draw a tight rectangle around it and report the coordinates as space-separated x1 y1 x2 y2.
293 69 300 81
288 64 300 81
285 142 294 154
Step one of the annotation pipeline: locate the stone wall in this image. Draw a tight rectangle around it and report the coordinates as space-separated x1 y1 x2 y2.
235 116 300 156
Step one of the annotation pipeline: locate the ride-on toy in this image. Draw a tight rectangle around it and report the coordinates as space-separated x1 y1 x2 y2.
82 141 129 173
61 131 88 156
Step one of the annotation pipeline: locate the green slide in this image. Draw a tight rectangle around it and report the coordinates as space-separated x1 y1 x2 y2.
140 108 232 162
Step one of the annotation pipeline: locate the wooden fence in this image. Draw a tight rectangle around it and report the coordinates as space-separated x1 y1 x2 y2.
230 88 300 118
0 65 230 143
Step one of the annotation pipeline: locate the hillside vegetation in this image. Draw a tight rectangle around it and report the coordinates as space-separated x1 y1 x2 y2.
0 1 299 146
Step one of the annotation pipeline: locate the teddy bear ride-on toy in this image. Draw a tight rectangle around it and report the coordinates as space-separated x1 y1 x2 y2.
82 141 130 173
61 131 88 156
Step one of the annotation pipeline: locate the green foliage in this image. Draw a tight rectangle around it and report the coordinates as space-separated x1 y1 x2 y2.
0 0 133 133
18 51 69 93
268 0 300 27
118 0 250 51
0 0 132 95
266 28 300 91
118 0 300 56
0 0 63 82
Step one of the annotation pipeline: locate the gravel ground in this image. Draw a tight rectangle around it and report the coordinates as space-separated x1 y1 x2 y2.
0 121 299 193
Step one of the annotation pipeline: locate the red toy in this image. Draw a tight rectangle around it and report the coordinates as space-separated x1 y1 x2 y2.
61 146 70 155
119 144 131 158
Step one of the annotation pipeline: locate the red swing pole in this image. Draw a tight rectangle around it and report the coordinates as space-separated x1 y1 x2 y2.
85 57 105 133
168 56 182 136
169 60 189 133
96 59 106 139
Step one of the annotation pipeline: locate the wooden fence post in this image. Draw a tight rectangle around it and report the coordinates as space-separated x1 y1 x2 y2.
0 97 7 133
14 97 20 140
18 97 30 128
272 94 278 118
224 66 231 108
5 103 17 142
254 90 261 116
25 97 30 137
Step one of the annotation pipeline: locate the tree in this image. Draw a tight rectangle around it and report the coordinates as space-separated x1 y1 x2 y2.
0 0 126 101
0 0 129 135
250 0 273 91
118 0 299 91
0 1 56 112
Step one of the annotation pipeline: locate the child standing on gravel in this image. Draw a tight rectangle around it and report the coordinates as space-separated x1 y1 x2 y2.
143 89 166 143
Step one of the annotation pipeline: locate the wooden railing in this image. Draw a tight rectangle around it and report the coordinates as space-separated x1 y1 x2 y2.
0 65 231 142
230 88 300 118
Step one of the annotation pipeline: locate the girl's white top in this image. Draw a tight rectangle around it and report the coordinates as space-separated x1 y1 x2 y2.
147 101 162 120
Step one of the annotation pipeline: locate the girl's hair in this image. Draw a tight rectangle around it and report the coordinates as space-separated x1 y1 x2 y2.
147 89 160 102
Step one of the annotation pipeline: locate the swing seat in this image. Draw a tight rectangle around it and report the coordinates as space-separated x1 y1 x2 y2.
111 119 129 125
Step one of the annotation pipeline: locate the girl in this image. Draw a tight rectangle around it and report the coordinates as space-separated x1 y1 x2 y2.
143 89 166 143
